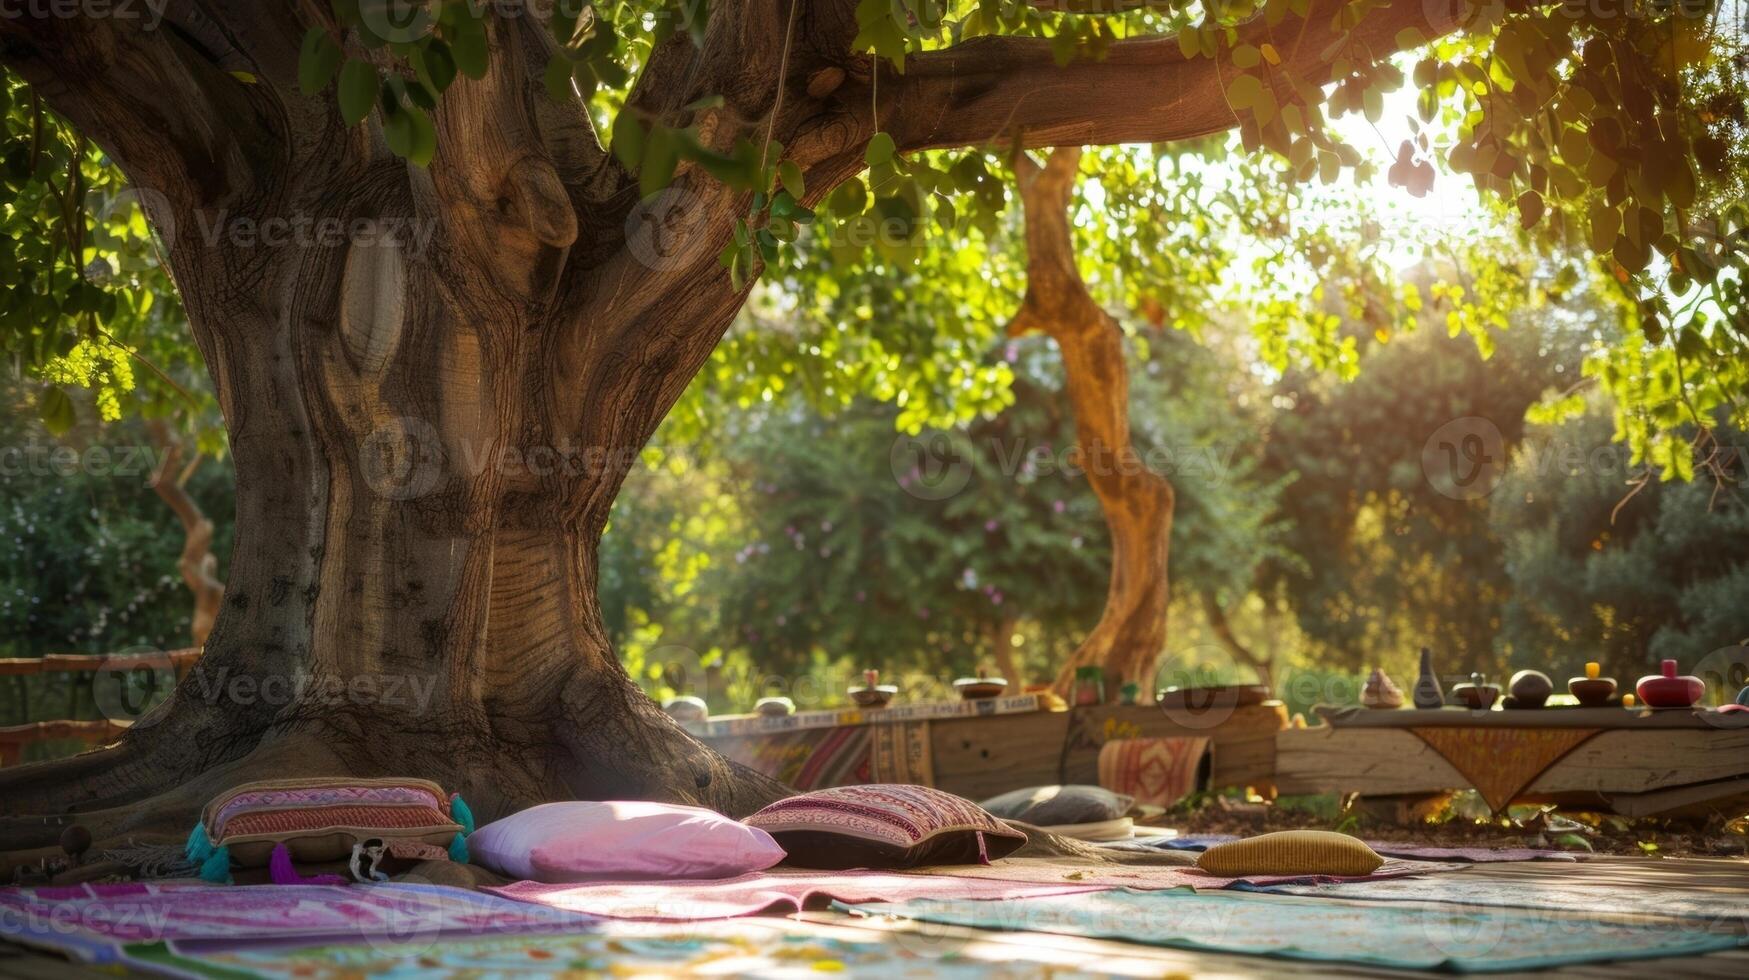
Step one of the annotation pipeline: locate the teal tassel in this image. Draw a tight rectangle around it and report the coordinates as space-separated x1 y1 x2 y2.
448 832 469 864
198 845 232 884
185 822 214 864
449 794 475 835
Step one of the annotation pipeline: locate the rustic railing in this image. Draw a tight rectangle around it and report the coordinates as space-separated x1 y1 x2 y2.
0 649 201 765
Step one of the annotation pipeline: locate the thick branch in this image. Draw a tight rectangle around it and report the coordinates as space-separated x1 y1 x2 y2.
887 0 1468 152
1202 592 1273 690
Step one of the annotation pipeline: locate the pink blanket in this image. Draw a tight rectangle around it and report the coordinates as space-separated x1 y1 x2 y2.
486 870 1106 920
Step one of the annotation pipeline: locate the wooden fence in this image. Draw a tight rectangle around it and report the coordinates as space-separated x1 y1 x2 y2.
0 649 200 765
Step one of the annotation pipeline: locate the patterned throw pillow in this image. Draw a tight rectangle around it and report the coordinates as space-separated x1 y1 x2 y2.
744 784 1027 869
979 785 1135 826
1196 830 1384 877
195 777 466 869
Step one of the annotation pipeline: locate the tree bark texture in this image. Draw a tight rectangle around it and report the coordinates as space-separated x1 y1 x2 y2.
0 0 1477 857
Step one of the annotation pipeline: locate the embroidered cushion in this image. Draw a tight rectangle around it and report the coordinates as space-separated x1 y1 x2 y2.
468 801 787 882
201 777 464 866
1196 830 1384 877
979 785 1135 826
744 784 1026 869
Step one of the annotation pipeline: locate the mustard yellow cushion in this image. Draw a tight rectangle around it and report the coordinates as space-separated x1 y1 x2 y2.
1195 830 1384 876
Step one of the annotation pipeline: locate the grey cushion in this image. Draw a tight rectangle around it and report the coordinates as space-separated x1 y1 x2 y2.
979 785 1135 826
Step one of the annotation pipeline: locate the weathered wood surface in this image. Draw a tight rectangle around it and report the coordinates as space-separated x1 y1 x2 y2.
0 650 200 677
1319 705 1749 729
1277 725 1749 816
932 703 1287 800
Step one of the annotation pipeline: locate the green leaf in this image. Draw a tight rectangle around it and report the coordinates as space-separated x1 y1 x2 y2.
865 132 896 168
1225 74 1264 111
543 54 574 102
337 60 379 125
415 40 458 94
1232 45 1260 70
298 28 343 95
38 386 74 436
778 159 805 199
449 18 489 80
641 126 679 198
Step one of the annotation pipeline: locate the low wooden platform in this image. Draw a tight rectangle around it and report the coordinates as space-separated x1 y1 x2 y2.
700 700 1289 800
1278 707 1749 818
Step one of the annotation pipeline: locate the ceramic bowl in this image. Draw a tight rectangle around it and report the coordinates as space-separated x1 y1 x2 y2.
1567 676 1618 707
1452 683 1500 710
849 685 898 708
755 696 795 717
953 677 1008 700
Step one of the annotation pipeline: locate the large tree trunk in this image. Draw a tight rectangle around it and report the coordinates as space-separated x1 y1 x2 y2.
1009 149 1175 704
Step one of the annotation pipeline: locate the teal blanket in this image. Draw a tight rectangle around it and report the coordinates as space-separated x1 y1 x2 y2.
837 889 1747 973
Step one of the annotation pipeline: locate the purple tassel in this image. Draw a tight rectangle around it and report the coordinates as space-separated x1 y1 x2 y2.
269 843 347 886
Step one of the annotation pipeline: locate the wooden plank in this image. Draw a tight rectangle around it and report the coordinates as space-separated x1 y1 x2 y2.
1319 704 1749 730
0 719 129 745
0 649 200 677
1064 703 1287 791
930 710 1071 800
1275 726 1749 811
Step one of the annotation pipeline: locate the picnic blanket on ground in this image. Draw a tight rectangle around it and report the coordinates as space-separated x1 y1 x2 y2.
484 869 1103 920
0 881 596 965
1127 834 1580 862
122 917 1096 980
1242 874 1749 922
838 889 1749 974
900 854 1465 891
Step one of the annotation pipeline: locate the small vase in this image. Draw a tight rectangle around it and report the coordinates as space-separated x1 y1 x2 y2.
1412 647 1444 709
1635 659 1704 709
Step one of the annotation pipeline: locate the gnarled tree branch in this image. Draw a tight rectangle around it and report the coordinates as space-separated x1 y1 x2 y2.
885 0 1469 152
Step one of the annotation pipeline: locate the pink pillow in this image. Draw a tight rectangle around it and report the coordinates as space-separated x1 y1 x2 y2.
467 801 786 882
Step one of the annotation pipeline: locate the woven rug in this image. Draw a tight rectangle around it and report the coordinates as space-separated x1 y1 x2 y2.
119 916 1122 979
1096 736 1208 809
1135 835 1579 862
902 854 1463 891
484 869 1103 920
713 721 933 790
1244 874 1749 923
838 889 1749 973
0 881 596 965
1409 726 1600 812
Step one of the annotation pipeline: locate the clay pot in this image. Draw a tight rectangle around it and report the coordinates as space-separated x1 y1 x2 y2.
1568 662 1618 707
953 669 1008 700
1362 667 1405 709
1503 669 1553 709
755 696 795 717
663 696 709 723
1451 673 1499 710
1635 659 1705 709
850 669 898 709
